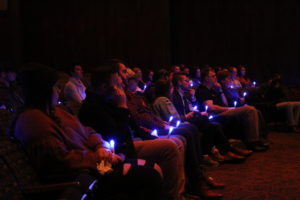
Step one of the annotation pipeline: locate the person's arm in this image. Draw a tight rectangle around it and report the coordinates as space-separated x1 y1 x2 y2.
204 99 230 113
15 111 102 170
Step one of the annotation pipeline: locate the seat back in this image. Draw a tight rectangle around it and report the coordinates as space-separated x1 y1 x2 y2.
0 109 12 136
0 137 39 200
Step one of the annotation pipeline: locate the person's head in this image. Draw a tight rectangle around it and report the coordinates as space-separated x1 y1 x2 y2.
66 64 84 80
126 68 138 92
18 63 60 111
229 67 238 79
201 68 217 87
238 65 246 77
155 79 173 98
217 70 233 89
183 67 190 76
133 67 143 81
172 72 190 91
171 65 181 73
153 69 171 82
191 67 201 79
106 59 129 86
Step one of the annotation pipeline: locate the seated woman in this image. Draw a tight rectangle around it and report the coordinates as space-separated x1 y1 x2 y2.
10 63 162 200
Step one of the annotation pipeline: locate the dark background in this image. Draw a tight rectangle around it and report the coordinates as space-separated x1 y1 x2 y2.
1 0 299 84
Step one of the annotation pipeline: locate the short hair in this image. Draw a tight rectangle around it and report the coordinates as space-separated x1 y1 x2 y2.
201 67 214 82
217 70 231 82
172 72 186 88
154 79 171 98
90 64 119 89
65 63 81 76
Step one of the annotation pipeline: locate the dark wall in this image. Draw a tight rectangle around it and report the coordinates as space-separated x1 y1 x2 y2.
2 1 300 84
0 0 20 65
171 1 300 83
21 0 171 71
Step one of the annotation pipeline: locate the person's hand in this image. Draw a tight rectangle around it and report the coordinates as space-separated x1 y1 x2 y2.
189 88 195 96
96 147 113 163
111 153 125 165
185 112 194 119
200 111 208 116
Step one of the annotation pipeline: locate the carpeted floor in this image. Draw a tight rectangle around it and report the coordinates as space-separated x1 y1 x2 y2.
205 132 300 200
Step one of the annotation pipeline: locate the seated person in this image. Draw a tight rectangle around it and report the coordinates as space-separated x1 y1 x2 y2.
78 63 184 200
195 68 269 152
237 65 252 88
170 73 251 160
11 63 162 200
63 64 87 114
265 74 300 132
125 71 225 198
218 70 245 107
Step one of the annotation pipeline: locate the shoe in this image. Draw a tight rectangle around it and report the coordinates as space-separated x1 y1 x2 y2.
201 155 220 167
245 142 268 152
221 152 246 163
204 176 225 189
230 147 253 157
211 147 226 162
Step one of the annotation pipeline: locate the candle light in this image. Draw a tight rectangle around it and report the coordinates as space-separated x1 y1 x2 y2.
234 101 237 108
151 129 158 137
169 116 174 122
176 120 181 127
205 105 208 112
208 115 214 120
109 140 115 154
168 126 174 137
253 81 256 87
144 84 147 90
230 85 234 89
190 81 194 87
193 105 198 111
243 92 247 97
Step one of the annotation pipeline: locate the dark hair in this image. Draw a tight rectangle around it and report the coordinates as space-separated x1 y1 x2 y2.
153 68 170 82
172 72 186 88
65 63 81 76
201 67 214 82
90 65 119 89
154 79 172 98
217 70 231 82
18 63 59 111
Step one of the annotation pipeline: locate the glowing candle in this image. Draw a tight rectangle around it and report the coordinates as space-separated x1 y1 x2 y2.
144 85 147 90
110 140 115 154
243 92 247 97
193 105 198 111
253 81 256 87
176 120 181 127
169 116 174 122
58 101 62 105
205 105 208 112
234 101 237 108
168 127 174 136
190 81 194 87
151 129 158 137
208 115 214 120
